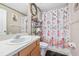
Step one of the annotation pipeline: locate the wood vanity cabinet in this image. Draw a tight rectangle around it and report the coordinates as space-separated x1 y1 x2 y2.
31 45 40 56
17 40 40 56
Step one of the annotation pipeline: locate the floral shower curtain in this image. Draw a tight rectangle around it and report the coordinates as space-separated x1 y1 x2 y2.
41 6 70 48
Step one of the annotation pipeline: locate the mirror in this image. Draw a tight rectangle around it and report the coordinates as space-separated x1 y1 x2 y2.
0 8 27 35
0 8 7 35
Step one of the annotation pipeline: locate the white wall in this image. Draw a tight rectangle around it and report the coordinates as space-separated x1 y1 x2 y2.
68 3 79 56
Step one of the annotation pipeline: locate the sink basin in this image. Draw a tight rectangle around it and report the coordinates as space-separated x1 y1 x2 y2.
8 36 32 44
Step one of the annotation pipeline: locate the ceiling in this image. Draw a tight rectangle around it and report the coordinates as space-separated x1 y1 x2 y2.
3 3 66 15
36 3 66 12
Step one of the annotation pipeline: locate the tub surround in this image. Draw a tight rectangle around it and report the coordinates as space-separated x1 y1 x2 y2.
47 46 72 56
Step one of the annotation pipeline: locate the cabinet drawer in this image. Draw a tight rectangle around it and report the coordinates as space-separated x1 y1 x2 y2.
19 41 37 56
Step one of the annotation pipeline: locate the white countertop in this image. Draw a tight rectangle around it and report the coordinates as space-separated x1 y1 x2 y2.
0 35 40 56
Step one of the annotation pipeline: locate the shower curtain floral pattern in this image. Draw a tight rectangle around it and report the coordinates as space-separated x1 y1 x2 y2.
41 6 70 48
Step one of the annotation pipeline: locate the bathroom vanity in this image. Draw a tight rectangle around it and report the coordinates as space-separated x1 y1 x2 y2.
0 35 40 56
16 40 40 56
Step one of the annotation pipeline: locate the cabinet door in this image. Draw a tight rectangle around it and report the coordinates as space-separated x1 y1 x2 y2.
31 45 40 56
19 41 36 56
